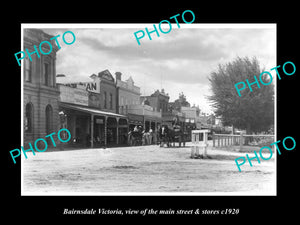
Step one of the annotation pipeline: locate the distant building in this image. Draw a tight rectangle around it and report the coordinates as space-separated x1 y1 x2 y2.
115 72 141 115
181 106 200 118
140 89 170 114
115 73 162 131
181 106 201 129
127 103 162 132
23 29 60 145
139 89 171 129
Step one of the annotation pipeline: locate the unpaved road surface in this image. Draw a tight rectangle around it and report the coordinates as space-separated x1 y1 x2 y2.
22 142 276 195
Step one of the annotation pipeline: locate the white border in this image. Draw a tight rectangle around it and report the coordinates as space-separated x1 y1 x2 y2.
21 23 277 196
22 23 276 29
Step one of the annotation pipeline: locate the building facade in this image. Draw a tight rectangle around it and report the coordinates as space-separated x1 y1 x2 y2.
23 29 60 145
90 69 117 113
116 75 162 132
23 30 204 149
140 89 172 128
127 103 162 132
181 106 201 129
141 89 170 114
59 70 128 147
115 72 141 114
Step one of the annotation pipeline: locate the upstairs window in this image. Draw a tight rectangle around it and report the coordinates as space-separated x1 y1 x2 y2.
45 104 53 133
43 63 49 86
25 103 33 133
24 57 32 82
104 92 107 109
109 93 113 109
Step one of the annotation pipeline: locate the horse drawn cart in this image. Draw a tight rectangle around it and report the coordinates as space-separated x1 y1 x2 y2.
158 116 186 148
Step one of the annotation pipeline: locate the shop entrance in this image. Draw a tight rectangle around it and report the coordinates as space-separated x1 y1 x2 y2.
93 116 106 147
107 117 117 145
118 118 128 145
75 115 90 147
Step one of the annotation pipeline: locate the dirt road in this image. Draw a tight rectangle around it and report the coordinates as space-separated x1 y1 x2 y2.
22 142 276 195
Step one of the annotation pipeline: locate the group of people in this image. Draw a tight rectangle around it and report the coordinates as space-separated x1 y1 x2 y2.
128 125 158 146
127 123 182 147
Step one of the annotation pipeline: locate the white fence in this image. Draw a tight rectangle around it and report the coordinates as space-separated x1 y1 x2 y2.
212 133 274 151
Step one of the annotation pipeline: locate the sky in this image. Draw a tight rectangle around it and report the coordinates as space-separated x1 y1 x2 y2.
41 24 276 114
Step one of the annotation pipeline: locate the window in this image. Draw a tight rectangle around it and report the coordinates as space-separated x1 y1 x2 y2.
109 93 113 109
104 92 107 109
25 103 33 133
25 57 32 82
43 63 49 86
120 96 124 106
45 105 53 133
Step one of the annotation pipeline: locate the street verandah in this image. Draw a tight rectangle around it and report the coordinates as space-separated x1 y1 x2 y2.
59 102 167 149
59 102 128 148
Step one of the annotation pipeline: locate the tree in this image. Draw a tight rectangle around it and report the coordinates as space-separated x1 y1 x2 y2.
208 56 274 134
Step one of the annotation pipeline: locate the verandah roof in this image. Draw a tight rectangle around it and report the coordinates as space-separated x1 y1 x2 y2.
59 102 127 118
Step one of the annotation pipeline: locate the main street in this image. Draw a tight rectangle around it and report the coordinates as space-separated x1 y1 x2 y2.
22 142 275 195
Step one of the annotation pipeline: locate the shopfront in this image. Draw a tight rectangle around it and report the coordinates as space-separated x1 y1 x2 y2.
118 118 128 145
59 102 128 148
144 116 161 132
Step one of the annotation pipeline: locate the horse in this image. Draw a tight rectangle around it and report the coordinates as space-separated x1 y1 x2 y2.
158 125 170 147
167 115 186 147
128 128 143 146
168 125 186 147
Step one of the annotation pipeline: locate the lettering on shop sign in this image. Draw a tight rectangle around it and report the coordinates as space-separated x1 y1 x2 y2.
234 136 296 171
65 82 100 93
78 82 98 93
234 61 296 97
9 128 71 164
85 83 97 92
133 9 195 45
14 31 76 66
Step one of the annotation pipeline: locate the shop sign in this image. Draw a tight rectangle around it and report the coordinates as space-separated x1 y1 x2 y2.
59 85 88 106
65 82 100 93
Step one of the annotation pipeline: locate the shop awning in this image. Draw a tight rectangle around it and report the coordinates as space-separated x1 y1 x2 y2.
59 102 127 118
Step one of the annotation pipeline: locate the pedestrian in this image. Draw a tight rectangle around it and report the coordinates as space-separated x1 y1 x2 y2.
153 129 157 145
142 130 146 145
149 128 153 145
145 131 150 145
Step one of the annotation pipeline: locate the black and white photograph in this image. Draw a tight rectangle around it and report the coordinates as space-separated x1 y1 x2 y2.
4 4 299 221
20 24 277 195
